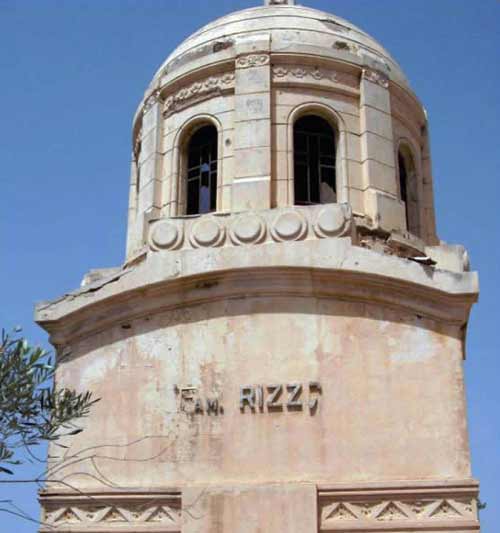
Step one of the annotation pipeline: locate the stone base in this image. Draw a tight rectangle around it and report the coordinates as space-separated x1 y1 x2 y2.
39 480 479 532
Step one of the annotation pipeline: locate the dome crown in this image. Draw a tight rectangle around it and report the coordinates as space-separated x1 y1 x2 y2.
152 3 408 90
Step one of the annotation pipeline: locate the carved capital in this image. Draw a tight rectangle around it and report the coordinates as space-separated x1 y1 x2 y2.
236 53 270 69
363 68 389 89
143 90 161 113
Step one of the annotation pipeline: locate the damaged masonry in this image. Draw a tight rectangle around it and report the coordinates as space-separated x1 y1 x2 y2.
35 1 480 532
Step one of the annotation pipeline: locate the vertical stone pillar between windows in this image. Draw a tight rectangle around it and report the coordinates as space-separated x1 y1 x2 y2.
125 156 140 257
133 94 163 251
421 126 439 244
360 69 406 232
232 36 272 211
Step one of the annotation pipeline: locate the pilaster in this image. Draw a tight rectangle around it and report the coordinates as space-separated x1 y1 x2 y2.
128 93 163 255
360 68 405 232
232 36 272 211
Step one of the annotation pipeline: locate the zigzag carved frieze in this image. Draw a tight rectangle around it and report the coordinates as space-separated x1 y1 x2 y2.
320 494 478 529
40 494 181 531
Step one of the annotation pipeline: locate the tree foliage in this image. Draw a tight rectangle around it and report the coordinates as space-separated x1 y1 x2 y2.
0 329 98 475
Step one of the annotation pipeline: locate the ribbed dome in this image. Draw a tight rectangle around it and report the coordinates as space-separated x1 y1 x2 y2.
153 4 409 88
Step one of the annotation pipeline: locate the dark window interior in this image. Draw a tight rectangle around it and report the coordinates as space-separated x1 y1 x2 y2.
294 115 336 205
186 125 218 215
398 150 410 229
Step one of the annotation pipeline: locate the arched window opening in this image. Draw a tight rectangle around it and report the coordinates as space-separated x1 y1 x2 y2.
185 125 218 215
398 146 419 235
294 115 336 205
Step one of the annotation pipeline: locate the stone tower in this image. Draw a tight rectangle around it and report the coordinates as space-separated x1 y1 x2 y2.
36 1 480 531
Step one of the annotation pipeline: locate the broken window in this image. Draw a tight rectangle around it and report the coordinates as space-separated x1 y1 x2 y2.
293 115 336 205
398 146 420 236
185 125 218 215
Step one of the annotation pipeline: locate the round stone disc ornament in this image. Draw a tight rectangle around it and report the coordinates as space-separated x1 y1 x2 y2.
271 210 307 241
150 221 182 250
230 214 266 245
190 217 225 247
314 205 347 238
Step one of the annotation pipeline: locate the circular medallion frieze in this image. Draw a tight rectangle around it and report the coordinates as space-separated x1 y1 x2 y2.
190 217 225 248
314 206 346 238
271 210 307 242
150 221 182 250
230 214 266 245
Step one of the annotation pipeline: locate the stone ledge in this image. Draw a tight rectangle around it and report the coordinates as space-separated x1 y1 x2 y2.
35 264 477 346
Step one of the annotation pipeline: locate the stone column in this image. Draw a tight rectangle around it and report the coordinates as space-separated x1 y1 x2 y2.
360 68 406 232
232 37 272 211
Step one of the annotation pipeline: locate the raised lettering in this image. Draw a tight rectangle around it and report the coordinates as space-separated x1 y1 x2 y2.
194 398 204 414
286 383 302 409
240 386 256 411
206 398 219 414
267 384 283 410
256 385 264 411
308 381 322 411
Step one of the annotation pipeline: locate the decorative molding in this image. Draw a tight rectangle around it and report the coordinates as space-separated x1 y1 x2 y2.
40 493 181 532
322 498 475 524
363 68 389 89
148 204 351 252
318 485 479 530
272 64 358 89
36 199 478 344
229 213 266 245
163 72 235 117
271 210 308 242
190 216 226 248
133 126 142 160
236 54 270 69
143 90 161 113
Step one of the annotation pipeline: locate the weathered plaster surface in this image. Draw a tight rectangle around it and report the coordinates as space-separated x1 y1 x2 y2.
36 2 480 532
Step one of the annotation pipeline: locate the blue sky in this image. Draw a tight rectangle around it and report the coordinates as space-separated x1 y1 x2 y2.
0 0 498 530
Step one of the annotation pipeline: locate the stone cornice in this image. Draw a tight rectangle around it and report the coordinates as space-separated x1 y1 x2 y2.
35 237 477 346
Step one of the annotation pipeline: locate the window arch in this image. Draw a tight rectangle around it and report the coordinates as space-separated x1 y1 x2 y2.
398 144 420 235
185 124 218 215
293 115 336 205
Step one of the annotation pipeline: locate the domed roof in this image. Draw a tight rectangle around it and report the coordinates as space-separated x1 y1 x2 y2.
153 3 409 89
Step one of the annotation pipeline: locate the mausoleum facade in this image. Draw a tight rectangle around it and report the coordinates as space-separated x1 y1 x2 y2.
36 1 480 531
